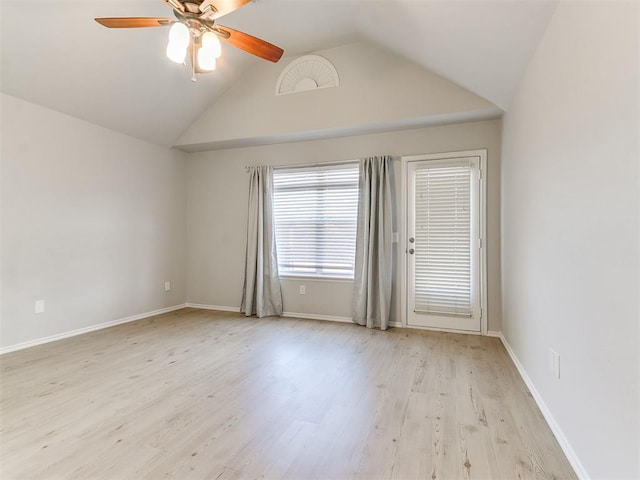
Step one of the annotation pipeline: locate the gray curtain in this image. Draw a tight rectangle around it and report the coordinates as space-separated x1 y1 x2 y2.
240 166 283 317
352 156 393 330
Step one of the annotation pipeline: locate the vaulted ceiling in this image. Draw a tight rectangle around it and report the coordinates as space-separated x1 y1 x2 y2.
0 0 557 147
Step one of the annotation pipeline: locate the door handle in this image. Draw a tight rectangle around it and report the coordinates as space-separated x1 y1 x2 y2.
409 237 415 243
409 248 415 254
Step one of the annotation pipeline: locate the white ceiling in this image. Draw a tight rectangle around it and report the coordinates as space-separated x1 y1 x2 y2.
0 0 557 147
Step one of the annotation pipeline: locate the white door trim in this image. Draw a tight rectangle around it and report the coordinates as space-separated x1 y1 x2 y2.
399 149 488 335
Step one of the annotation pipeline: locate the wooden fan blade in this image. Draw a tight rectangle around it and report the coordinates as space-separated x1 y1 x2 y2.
200 0 251 20
95 17 172 28
214 25 283 63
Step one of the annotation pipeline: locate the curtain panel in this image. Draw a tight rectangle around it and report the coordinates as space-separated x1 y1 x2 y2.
352 156 393 330
240 166 283 318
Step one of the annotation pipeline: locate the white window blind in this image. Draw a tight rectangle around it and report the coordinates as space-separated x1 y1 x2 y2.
273 164 359 278
414 164 472 317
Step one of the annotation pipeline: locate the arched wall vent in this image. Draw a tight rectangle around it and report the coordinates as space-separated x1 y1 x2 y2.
275 55 339 96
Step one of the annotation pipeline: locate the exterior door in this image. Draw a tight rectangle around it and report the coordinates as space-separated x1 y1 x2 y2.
406 156 482 332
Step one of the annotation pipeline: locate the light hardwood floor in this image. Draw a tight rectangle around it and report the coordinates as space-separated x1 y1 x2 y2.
1 308 576 479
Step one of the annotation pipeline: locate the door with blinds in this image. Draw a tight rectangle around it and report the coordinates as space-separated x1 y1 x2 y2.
407 155 482 332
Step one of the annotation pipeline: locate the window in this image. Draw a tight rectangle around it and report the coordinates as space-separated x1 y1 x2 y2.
413 163 473 316
273 164 359 278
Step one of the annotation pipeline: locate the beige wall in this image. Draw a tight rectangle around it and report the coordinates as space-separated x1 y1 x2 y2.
176 41 497 150
1 94 188 349
0 42 503 349
186 119 502 331
501 2 639 478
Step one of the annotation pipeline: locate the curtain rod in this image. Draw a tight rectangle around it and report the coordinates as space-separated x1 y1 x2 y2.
245 156 399 173
274 159 361 170
245 159 357 173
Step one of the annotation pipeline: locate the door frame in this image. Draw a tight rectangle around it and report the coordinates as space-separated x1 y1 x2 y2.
399 149 488 335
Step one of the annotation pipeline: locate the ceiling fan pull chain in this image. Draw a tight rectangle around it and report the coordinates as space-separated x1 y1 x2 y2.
191 45 197 82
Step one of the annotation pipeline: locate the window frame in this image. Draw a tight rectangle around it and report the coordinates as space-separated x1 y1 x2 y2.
272 162 360 281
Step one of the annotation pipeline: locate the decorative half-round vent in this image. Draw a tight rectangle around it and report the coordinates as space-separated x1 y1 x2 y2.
275 55 339 96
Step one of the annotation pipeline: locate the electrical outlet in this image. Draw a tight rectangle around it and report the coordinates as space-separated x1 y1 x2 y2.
34 300 45 314
299 285 306 295
164 281 171 291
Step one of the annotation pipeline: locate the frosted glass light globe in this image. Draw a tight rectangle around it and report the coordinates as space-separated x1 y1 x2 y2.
166 23 190 64
202 32 221 59
169 23 189 47
166 43 187 64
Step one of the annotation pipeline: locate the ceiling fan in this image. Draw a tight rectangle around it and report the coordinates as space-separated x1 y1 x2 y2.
95 0 284 80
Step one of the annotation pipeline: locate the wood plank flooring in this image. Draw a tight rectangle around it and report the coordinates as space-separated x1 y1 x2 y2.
0 308 577 479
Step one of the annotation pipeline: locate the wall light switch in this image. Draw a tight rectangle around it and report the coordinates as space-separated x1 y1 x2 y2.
553 352 561 379
299 285 306 295
549 348 560 379
34 300 45 314
164 281 171 291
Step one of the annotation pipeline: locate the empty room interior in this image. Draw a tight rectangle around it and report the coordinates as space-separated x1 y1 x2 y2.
1 0 638 479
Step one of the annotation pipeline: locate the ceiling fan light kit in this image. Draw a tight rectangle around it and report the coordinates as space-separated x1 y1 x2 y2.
95 0 283 81
166 23 190 63
197 32 222 71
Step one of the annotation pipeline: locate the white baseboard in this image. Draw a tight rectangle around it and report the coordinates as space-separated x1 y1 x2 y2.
282 311 352 323
185 303 353 324
186 303 240 313
496 331 589 480
486 330 502 338
0 304 188 355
